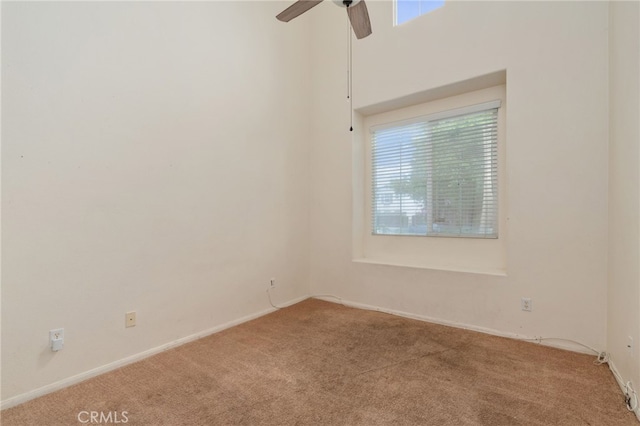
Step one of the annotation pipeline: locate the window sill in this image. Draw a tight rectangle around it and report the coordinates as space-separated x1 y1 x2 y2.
352 257 507 277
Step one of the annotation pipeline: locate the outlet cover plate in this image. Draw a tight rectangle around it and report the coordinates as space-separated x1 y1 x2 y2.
125 311 136 328
49 328 64 351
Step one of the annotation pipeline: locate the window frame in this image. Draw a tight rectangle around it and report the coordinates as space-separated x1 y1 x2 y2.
356 84 507 274
370 100 501 239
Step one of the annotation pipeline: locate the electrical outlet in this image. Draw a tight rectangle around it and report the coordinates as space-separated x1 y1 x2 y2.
521 297 532 312
125 311 136 328
270 278 276 288
49 328 64 351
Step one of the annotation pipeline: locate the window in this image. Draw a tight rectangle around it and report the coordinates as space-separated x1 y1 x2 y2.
370 100 500 238
355 78 506 274
395 0 444 25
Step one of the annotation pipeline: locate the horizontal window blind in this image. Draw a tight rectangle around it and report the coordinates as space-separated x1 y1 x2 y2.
371 104 499 238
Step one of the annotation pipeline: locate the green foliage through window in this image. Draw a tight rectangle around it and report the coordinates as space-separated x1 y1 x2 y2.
371 107 498 238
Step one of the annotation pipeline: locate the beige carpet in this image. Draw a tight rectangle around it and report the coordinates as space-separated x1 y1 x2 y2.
2 299 637 425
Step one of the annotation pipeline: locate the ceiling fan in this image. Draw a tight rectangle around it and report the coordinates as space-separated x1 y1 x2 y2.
276 0 372 39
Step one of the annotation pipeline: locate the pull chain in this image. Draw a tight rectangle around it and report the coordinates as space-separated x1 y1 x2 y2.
347 11 353 132
347 13 350 102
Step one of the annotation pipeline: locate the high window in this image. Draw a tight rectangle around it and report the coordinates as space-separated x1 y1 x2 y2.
395 0 444 25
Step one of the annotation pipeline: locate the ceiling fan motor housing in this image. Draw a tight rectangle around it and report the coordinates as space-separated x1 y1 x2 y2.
332 0 362 8
277 0 372 40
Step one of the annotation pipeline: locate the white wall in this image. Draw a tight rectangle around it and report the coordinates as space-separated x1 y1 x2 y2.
2 0 637 411
310 1 610 351
1 1 311 403
608 0 640 410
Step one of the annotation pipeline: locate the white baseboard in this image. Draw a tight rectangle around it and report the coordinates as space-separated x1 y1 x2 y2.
608 359 640 422
0 294 309 410
3 293 624 417
314 296 640 421
313 296 598 355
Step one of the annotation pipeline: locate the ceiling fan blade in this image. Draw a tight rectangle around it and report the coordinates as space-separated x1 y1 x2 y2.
347 0 372 39
276 0 324 22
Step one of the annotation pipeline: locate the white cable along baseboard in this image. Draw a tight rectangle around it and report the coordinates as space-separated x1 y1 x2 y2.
4 291 637 424
608 360 640 421
309 295 640 421
313 295 598 354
